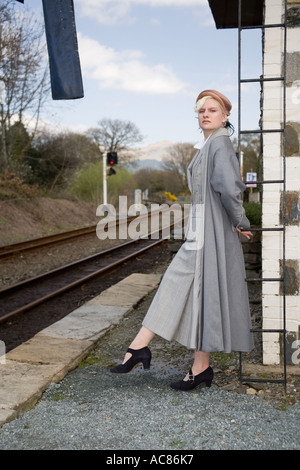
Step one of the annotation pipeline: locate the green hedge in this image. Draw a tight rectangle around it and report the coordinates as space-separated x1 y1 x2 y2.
243 201 262 226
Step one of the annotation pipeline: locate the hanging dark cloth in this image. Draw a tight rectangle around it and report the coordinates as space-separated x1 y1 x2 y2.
42 0 84 100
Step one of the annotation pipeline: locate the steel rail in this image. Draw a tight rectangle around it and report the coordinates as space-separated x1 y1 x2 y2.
0 210 185 324
0 206 173 258
0 238 168 323
0 225 97 258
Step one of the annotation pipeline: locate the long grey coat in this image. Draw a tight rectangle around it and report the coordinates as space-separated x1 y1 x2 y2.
143 127 254 353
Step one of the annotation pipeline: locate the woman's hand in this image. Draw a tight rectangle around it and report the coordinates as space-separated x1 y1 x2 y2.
236 227 253 240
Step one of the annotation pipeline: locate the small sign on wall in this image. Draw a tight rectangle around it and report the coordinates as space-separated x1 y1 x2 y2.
246 172 257 188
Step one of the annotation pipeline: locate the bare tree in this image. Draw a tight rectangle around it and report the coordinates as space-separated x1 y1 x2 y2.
87 118 144 162
163 142 196 191
0 1 49 170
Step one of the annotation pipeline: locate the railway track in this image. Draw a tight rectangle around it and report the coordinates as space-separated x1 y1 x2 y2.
0 202 187 322
0 203 186 326
0 205 175 259
0 225 99 259
0 236 169 324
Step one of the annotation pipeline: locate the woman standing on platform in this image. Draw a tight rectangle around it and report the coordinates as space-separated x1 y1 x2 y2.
110 89 254 390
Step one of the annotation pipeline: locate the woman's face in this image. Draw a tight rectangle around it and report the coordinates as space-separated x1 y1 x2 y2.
198 98 227 138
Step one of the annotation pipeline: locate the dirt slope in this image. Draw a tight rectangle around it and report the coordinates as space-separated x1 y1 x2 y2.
0 197 98 246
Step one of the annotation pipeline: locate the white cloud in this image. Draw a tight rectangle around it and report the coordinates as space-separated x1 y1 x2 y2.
78 33 188 94
76 0 207 24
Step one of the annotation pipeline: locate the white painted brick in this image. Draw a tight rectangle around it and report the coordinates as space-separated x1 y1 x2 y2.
287 28 300 53
263 113 283 126
262 230 283 242
286 295 300 309
263 351 280 365
262 336 280 351
262 258 280 271
263 153 282 166
262 213 280 226
286 86 300 112
286 313 300 330
261 270 281 280
262 332 280 350
263 57 281 69
265 0 282 8
262 121 283 131
288 83 300 108
286 235 300 259
262 191 281 203
262 235 283 251
286 179 300 191
263 132 281 147
262 283 280 295
262 323 281 334
263 295 283 309
264 29 284 55
263 83 283 99
262 335 281 353
265 0 283 24
286 320 300 332
262 202 280 214
263 63 282 78
262 166 284 180
262 297 281 313
262 236 282 249
287 108 300 122
263 145 281 158
262 304 282 316
286 160 300 188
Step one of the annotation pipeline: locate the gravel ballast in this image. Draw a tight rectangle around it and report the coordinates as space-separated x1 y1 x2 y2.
0 366 299 451
0 286 299 451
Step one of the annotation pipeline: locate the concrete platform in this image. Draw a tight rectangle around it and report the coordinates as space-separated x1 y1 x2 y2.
0 273 162 427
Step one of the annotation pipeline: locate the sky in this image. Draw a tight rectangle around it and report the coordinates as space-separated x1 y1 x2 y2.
19 0 263 147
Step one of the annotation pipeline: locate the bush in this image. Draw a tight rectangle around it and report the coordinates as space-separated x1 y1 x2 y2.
70 162 102 204
0 172 40 200
243 201 262 226
70 162 134 205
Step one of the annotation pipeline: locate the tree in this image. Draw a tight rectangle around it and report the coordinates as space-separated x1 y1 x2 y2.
0 1 49 171
28 131 100 191
232 134 262 180
133 167 183 200
87 118 144 162
163 142 196 192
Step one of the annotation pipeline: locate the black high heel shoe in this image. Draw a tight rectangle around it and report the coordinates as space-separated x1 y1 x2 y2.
110 346 151 374
170 366 213 391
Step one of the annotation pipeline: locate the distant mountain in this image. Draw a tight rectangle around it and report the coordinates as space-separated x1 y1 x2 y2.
126 140 174 172
125 159 165 172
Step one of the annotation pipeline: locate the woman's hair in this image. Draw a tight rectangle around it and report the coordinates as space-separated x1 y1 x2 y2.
225 120 235 136
196 95 235 136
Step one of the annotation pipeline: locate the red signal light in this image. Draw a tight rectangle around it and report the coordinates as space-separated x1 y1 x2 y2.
107 152 118 166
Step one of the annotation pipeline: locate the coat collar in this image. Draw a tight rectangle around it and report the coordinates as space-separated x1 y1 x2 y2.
187 127 229 191
194 127 229 149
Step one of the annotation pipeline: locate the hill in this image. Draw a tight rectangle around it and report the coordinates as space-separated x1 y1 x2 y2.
128 140 174 170
0 197 98 246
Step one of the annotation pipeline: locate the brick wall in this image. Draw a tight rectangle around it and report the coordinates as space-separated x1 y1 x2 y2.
262 0 300 364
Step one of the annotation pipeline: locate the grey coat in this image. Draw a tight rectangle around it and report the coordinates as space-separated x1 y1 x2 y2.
143 127 254 352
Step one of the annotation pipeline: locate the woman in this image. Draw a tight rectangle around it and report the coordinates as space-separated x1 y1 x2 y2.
110 89 254 390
